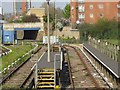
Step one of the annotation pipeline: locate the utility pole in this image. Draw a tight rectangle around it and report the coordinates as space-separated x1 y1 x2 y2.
47 0 50 62
54 1 57 43
55 15 57 37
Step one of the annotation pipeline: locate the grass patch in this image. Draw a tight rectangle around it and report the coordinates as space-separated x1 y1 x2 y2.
105 39 118 45
1 45 34 71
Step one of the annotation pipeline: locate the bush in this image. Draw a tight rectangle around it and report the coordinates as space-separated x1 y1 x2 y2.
9 14 40 23
78 18 119 42
59 36 77 43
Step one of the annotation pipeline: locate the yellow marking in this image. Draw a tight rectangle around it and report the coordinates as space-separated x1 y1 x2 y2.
55 85 60 90
38 77 54 79
38 72 54 74
37 82 54 84
38 75 54 77
37 86 54 88
38 68 54 70
38 78 54 81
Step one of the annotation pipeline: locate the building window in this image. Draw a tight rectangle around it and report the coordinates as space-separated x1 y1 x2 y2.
79 13 85 19
99 13 104 18
118 13 120 17
78 0 84 3
78 5 85 12
117 4 120 8
90 13 94 18
90 5 93 9
98 4 103 9
71 7 74 11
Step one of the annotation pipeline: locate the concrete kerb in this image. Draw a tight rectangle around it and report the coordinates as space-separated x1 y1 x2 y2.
3 68 7 74
7 65 11 70
11 63 14 67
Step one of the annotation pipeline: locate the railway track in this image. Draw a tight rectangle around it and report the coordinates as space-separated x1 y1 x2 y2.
2 45 47 89
63 45 109 89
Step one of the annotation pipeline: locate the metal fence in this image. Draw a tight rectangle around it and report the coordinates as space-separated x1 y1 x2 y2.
88 37 119 62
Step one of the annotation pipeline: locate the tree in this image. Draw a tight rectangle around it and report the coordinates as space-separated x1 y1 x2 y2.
9 14 40 23
63 4 70 19
78 18 119 42
41 2 63 22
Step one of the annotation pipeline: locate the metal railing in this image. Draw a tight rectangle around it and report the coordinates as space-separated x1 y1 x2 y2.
88 37 119 62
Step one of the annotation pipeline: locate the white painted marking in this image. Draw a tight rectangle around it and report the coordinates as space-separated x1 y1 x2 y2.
31 51 46 70
38 52 46 62
31 64 36 71
18 58 21 61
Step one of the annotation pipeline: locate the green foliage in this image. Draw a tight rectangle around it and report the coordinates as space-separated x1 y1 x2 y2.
1 45 33 71
9 14 40 23
56 22 63 31
59 36 77 43
63 4 70 19
43 14 54 23
43 16 47 23
42 2 63 23
78 18 119 42
21 14 40 22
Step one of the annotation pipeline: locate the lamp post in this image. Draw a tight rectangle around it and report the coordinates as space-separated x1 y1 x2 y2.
54 5 57 43
46 0 50 62
54 1 57 38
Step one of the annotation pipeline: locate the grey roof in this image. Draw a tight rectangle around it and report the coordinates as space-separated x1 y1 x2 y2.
84 43 120 78
37 52 61 70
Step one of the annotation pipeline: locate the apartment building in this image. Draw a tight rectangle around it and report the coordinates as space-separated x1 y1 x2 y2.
118 1 120 21
15 0 29 15
71 0 120 24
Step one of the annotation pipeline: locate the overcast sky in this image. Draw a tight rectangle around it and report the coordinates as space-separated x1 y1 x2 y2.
0 0 69 14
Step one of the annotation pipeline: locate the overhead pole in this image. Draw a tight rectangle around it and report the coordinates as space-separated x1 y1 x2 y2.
46 0 50 62
54 0 57 43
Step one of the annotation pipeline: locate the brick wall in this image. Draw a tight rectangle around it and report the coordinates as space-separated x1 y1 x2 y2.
71 1 119 24
70 0 78 23
85 2 118 23
53 26 80 39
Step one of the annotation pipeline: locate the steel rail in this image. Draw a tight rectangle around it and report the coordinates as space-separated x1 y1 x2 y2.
64 45 100 88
